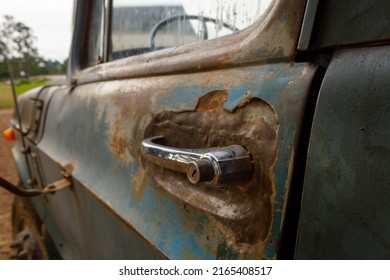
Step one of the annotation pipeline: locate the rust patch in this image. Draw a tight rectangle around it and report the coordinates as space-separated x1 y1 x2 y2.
144 90 279 258
109 117 131 163
196 91 228 112
109 90 156 202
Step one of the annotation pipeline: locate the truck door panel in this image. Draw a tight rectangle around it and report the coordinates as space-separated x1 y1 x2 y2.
23 0 316 259
36 62 317 259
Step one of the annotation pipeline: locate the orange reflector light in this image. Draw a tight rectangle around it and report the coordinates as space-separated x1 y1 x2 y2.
3 128 16 141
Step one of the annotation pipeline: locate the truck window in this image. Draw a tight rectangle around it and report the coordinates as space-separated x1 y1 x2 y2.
109 0 273 60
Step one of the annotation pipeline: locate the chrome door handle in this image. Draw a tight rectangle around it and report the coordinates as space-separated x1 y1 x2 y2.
141 136 253 186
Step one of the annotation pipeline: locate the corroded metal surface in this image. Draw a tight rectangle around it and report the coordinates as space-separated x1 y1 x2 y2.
8 0 390 260
145 90 278 256
10 0 318 259
25 62 317 259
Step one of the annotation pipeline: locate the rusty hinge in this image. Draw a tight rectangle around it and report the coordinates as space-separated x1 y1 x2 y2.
0 163 73 197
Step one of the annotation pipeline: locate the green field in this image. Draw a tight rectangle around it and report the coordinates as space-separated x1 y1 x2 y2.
0 78 49 109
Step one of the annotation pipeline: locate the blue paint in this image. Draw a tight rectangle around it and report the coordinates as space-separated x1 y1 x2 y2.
25 62 314 259
157 87 208 111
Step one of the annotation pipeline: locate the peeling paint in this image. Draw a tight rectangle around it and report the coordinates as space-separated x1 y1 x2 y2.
141 89 279 258
30 46 316 259
5 0 320 260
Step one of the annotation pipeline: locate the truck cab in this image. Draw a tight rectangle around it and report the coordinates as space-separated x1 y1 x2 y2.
4 0 390 259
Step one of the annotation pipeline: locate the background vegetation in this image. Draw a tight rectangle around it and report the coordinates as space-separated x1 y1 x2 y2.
0 78 49 108
0 15 66 108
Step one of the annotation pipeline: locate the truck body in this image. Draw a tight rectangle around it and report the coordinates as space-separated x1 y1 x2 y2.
3 0 390 259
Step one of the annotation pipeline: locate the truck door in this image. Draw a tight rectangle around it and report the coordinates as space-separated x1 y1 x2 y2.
26 0 318 259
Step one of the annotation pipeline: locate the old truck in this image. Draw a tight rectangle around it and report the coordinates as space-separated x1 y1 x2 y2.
1 0 389 259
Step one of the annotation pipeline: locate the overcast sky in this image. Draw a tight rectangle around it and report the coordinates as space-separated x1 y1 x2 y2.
0 0 74 61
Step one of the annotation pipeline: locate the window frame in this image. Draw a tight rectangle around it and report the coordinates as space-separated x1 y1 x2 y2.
68 0 307 84
86 0 105 66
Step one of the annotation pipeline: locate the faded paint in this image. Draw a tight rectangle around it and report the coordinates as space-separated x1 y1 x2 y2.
143 90 278 254
109 117 132 163
145 90 277 212
11 0 317 259
11 61 316 259
21 62 316 259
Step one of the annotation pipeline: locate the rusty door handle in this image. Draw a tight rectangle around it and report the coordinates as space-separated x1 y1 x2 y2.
141 136 253 186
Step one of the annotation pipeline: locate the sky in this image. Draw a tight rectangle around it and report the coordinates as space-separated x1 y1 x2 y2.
0 0 74 62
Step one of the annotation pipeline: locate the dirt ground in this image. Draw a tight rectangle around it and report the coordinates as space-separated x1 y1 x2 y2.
0 109 17 260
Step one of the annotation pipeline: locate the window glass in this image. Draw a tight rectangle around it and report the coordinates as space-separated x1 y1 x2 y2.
110 0 273 60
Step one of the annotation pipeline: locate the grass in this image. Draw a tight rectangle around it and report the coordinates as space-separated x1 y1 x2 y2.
0 78 50 109
0 83 14 109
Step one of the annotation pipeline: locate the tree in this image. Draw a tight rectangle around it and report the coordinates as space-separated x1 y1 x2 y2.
0 15 67 80
0 15 38 79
